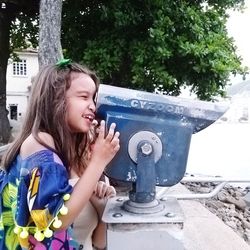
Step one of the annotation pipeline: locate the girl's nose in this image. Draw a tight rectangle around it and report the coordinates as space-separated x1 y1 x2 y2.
89 102 96 112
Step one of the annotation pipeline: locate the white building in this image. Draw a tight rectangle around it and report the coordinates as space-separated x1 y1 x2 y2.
6 49 39 131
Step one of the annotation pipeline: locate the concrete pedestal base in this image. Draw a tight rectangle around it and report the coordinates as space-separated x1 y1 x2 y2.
103 196 185 250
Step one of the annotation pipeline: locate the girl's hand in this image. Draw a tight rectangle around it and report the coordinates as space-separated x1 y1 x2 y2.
91 179 116 250
94 181 116 199
90 180 116 219
91 120 120 166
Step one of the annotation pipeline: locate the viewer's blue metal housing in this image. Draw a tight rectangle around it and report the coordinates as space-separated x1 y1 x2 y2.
96 84 227 188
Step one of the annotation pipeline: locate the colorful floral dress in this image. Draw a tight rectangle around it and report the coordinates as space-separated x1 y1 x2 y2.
0 149 79 249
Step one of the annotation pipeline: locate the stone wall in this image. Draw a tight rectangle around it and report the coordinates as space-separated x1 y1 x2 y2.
184 182 250 244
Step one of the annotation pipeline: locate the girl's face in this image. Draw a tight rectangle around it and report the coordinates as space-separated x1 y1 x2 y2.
65 73 96 133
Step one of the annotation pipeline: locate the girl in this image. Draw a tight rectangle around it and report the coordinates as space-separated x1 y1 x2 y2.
0 60 120 249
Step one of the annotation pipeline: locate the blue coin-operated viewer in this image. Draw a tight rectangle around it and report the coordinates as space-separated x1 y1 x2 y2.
96 84 228 250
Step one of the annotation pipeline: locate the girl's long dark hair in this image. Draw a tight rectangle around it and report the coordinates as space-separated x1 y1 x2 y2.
2 62 99 176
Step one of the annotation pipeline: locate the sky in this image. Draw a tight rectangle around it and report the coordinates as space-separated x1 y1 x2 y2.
227 0 250 84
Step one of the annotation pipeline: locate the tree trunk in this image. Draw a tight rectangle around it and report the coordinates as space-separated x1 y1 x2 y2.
38 0 63 68
0 7 12 144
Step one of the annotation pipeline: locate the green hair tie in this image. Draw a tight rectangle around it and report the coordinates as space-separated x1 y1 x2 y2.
56 58 72 68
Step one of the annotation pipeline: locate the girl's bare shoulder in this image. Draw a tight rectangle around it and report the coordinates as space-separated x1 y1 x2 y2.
20 132 55 158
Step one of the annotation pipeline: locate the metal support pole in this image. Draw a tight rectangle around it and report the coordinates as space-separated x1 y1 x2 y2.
157 176 250 200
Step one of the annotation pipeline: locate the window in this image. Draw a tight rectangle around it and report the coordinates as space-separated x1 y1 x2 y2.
13 59 27 76
9 104 18 120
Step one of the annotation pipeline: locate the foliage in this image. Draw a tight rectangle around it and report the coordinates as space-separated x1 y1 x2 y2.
5 0 249 100
10 6 39 57
62 0 248 100
10 14 38 52
4 1 39 54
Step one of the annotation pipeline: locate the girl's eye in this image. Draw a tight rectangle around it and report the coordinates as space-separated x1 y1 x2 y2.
93 93 97 104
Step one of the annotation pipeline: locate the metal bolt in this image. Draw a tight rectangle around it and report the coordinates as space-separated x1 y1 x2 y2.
116 198 124 202
165 212 175 218
112 213 123 218
141 143 153 155
160 197 168 201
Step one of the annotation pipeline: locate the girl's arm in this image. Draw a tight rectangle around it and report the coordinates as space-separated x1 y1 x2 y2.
60 121 120 229
90 180 116 249
19 121 119 235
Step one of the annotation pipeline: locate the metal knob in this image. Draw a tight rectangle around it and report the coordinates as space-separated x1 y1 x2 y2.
140 142 153 155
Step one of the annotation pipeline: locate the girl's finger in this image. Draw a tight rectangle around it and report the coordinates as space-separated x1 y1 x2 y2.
98 181 107 198
110 138 120 148
107 186 116 198
113 144 120 152
102 186 108 198
106 123 116 141
98 120 105 138
113 131 120 139
94 183 98 193
94 181 102 195
92 119 98 126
